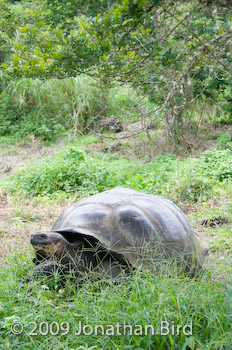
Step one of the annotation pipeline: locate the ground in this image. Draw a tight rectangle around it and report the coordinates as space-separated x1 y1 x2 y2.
0 141 66 266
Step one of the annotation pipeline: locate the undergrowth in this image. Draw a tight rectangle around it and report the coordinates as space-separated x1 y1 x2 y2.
2 146 232 204
0 77 152 142
1 146 112 197
0 76 106 141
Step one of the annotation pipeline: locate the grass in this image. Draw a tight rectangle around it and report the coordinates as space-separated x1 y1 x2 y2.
0 77 156 143
0 76 107 141
0 254 231 350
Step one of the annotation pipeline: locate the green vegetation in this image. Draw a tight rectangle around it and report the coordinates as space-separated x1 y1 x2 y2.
2 147 232 204
0 0 232 349
0 253 231 350
0 77 106 141
0 77 152 141
2 146 112 196
1 0 231 142
216 132 232 150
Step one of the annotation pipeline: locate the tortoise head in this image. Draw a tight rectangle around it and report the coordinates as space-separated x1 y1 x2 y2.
30 231 83 258
193 235 209 268
182 235 209 275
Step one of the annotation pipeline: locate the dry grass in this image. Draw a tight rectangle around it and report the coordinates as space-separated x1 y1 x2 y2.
0 193 70 267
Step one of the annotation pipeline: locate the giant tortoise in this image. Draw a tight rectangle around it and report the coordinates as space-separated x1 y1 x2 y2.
29 188 209 281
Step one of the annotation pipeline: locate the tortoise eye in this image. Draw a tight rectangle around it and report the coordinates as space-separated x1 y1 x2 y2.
39 234 47 240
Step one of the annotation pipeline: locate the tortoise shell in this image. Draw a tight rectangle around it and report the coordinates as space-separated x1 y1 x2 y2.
51 188 207 268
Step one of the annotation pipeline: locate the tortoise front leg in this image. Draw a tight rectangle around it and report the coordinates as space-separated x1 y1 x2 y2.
24 259 67 283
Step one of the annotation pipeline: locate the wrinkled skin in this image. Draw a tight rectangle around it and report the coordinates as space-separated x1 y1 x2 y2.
27 231 128 282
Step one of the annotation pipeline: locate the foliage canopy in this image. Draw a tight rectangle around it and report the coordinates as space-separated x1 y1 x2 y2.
0 0 232 141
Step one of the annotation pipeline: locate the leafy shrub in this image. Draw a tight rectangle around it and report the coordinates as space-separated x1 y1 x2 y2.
196 149 232 181
216 131 232 150
177 176 213 203
166 149 232 203
2 147 232 203
4 146 112 196
1 148 179 198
